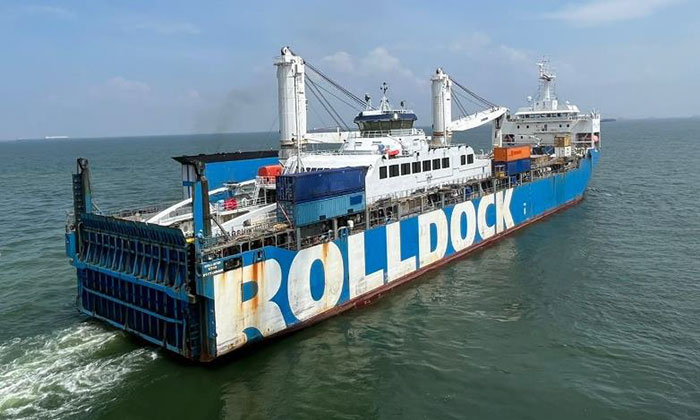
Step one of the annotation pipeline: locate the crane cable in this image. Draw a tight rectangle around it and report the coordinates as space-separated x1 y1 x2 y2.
451 78 497 108
306 76 350 130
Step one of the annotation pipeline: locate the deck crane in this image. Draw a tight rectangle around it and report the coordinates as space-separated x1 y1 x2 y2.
431 68 508 147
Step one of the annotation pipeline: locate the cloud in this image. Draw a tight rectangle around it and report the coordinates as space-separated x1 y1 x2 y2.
542 0 681 26
105 77 151 94
128 18 200 35
322 51 355 73
89 77 151 101
449 32 491 54
498 45 530 63
12 5 75 19
445 32 532 65
321 47 421 84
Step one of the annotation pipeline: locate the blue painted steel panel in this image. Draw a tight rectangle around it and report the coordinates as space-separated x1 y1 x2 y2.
204 157 279 190
276 167 367 203
494 158 531 175
278 192 366 226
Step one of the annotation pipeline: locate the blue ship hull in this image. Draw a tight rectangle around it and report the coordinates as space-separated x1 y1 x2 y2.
68 149 599 361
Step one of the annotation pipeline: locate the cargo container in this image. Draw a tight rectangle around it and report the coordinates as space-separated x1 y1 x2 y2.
493 145 530 162
554 135 572 147
276 167 367 203
493 158 531 176
277 191 366 227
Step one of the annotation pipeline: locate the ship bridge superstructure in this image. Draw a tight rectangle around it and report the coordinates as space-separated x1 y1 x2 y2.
502 60 600 148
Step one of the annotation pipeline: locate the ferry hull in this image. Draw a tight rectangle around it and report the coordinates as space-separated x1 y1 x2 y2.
206 149 598 359
69 149 598 361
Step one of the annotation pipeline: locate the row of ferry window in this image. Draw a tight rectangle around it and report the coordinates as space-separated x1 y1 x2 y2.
517 123 570 129
522 113 573 118
379 154 474 179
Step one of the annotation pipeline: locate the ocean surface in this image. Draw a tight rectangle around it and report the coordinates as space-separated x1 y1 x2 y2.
0 119 698 419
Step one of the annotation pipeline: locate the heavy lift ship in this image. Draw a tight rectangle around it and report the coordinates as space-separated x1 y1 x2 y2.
66 48 600 361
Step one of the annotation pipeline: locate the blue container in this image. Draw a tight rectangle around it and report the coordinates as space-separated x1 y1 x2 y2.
494 158 531 175
276 167 367 203
278 191 365 226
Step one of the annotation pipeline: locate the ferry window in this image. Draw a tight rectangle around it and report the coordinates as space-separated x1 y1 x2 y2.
526 125 529 129
442 157 450 168
412 162 421 173
379 166 387 179
433 158 441 170
567 124 570 127
559 124 562 127
389 164 399 177
460 155 466 165
468 154 474 164
423 160 431 171
401 163 411 175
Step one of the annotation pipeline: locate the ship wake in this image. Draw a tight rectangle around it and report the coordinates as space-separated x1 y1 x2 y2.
0 324 157 419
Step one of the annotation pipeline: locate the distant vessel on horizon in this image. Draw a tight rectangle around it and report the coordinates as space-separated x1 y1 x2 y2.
44 135 69 140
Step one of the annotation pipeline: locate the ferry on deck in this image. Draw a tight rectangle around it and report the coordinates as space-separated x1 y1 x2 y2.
65 47 600 361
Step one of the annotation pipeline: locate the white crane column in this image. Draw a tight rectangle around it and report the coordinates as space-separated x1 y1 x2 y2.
275 46 307 162
431 68 452 146
492 115 504 147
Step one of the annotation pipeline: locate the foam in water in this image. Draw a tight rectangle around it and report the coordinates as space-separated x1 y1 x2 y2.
0 324 157 419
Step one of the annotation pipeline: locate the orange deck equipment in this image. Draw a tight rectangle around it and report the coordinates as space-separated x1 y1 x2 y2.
258 164 283 178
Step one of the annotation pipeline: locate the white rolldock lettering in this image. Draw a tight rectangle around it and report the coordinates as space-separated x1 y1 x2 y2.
288 242 344 322
386 222 416 281
213 259 286 352
496 189 515 232
418 210 448 268
478 193 496 239
348 232 385 299
450 201 477 252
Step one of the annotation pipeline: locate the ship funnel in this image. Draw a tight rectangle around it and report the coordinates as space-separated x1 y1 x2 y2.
431 67 452 146
275 47 307 163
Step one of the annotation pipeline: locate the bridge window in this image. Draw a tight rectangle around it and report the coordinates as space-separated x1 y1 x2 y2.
412 162 421 173
442 157 450 168
401 163 411 175
389 164 399 177
423 160 431 171
432 158 441 170
460 155 466 165
379 166 387 179
468 154 474 164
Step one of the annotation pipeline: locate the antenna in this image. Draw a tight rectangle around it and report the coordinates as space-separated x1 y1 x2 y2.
379 82 390 111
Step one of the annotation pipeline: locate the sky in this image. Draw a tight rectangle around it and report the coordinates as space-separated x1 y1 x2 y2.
1 0 698 140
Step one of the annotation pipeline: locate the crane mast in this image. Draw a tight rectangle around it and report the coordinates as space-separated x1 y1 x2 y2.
275 47 307 165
